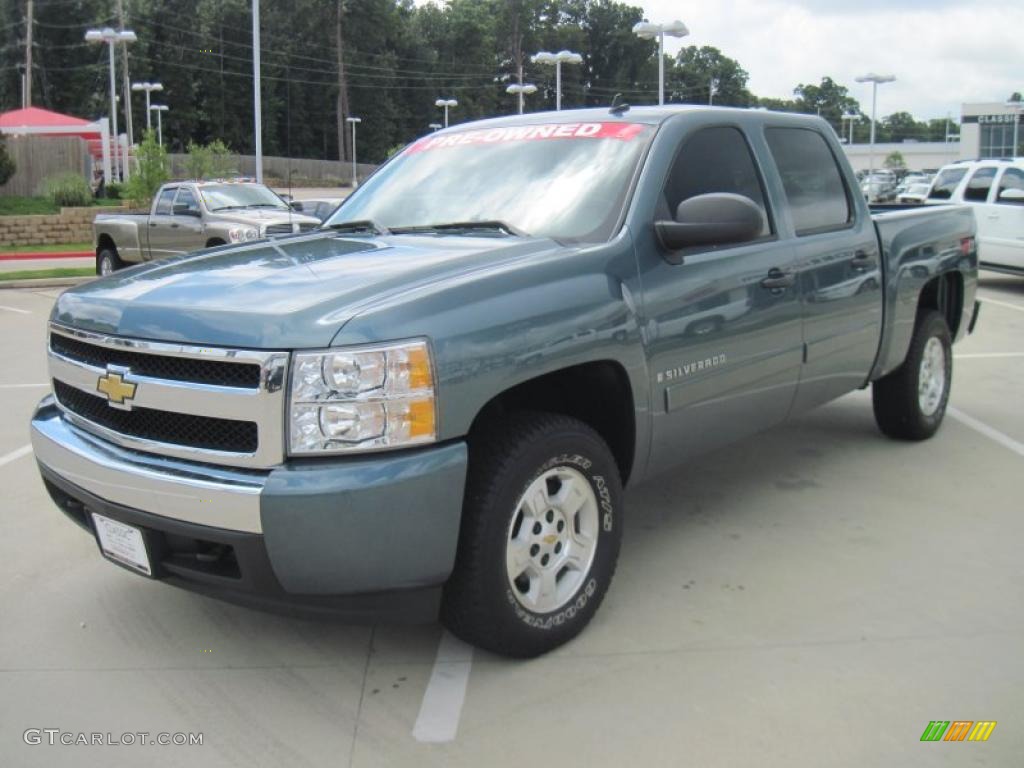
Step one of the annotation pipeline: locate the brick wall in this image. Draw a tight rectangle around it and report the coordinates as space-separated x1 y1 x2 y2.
0 206 125 247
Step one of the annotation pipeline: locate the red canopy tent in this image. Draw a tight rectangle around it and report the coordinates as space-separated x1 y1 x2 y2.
0 106 114 183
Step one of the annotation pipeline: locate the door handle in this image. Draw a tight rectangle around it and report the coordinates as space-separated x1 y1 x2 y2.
986 214 1000 220
170 223 179 229
760 269 795 291
149 222 156 227
850 250 876 271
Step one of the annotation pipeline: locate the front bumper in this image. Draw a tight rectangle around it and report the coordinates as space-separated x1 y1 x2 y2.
31 398 468 620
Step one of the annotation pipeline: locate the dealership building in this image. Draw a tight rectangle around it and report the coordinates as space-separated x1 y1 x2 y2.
841 100 1021 173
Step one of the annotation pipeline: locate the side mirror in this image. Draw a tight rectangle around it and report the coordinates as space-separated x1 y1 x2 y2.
655 193 764 259
998 188 1024 204
289 201 304 212
173 204 200 217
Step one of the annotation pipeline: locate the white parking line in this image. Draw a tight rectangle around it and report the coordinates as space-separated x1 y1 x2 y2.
948 407 1024 458
981 297 1024 314
955 353 1024 360
0 444 32 468
0 305 31 315
412 631 474 743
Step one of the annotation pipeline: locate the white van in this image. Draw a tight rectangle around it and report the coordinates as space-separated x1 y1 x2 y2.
927 159 1024 274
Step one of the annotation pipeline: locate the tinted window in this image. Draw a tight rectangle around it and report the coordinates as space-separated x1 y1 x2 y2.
154 188 176 215
928 167 967 200
661 126 771 238
173 187 200 214
996 168 1024 204
963 167 997 202
765 128 851 235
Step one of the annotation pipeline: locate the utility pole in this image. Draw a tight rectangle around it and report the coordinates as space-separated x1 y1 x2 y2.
24 0 33 107
252 0 263 182
336 0 350 162
116 0 133 147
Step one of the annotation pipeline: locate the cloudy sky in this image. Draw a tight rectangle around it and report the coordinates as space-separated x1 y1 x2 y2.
644 0 1023 119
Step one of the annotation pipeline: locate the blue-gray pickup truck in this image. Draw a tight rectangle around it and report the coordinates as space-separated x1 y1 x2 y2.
31 107 979 657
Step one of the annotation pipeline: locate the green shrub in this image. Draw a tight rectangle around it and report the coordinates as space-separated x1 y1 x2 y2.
40 173 93 207
124 130 169 209
185 139 236 180
104 180 124 200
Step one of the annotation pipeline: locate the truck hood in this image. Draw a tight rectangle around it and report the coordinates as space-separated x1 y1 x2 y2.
52 231 564 348
214 210 321 228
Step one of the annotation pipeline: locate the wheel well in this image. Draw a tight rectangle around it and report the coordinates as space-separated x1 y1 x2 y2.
206 238 226 248
96 234 117 256
469 361 636 484
918 272 964 336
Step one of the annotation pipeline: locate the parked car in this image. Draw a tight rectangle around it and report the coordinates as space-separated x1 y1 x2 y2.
898 182 933 203
92 181 322 274
926 159 1024 274
290 197 344 222
33 107 978 657
861 170 897 202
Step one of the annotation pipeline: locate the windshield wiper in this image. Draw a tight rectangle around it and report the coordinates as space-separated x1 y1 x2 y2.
390 220 527 237
210 205 248 212
246 203 286 209
326 219 391 235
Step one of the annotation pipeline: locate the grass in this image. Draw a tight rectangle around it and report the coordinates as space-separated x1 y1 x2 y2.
0 267 93 281
0 242 92 253
0 196 124 215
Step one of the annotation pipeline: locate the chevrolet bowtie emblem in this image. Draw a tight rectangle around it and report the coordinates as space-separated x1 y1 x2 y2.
543 534 558 545
96 369 137 408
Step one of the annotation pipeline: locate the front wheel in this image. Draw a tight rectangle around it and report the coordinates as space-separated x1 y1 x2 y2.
872 310 952 440
442 412 623 657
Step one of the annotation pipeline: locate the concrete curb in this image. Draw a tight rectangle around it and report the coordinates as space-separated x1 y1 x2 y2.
0 277 94 290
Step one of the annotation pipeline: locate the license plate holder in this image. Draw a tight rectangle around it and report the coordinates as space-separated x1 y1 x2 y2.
91 513 153 577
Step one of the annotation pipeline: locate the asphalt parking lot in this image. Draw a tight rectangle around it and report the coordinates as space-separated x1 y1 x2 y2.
1 274 1021 767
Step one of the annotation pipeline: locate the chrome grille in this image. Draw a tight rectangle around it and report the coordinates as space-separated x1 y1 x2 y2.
48 324 289 468
265 223 294 235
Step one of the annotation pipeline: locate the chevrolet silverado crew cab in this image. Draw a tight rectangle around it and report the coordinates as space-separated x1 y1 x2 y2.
32 107 979 657
92 180 321 275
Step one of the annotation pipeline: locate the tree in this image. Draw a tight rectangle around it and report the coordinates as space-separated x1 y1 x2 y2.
884 151 907 172
793 76 860 132
124 130 169 209
673 46 752 106
0 137 15 187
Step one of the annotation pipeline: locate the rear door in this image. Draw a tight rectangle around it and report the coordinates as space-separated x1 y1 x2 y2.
640 124 803 476
146 187 178 261
762 127 884 412
982 166 1024 269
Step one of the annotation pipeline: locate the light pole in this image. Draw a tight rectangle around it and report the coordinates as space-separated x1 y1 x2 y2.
428 123 442 132
435 98 458 128
506 83 538 114
531 50 582 111
855 73 895 180
85 27 137 181
149 104 168 146
841 111 859 145
631 20 688 106
252 0 263 183
1005 96 1022 157
346 116 361 188
131 82 163 131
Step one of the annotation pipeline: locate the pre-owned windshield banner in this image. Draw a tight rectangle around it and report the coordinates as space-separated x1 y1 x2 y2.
405 122 647 153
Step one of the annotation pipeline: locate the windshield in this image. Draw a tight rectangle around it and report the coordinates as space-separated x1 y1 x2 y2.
199 184 289 212
929 167 967 200
326 121 655 242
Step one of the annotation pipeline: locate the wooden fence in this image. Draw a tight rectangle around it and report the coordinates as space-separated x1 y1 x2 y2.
0 135 92 197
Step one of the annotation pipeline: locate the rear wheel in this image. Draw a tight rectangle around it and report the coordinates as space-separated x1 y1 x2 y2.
872 310 952 440
96 247 122 276
442 412 623 657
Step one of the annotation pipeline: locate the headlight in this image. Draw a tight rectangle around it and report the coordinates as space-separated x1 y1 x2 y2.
289 340 436 455
228 227 259 242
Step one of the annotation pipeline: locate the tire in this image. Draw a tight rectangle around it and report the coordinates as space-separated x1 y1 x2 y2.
872 310 952 440
96 247 123 276
442 412 623 657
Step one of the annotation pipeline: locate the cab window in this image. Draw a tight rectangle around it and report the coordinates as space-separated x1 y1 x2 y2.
963 167 997 202
765 127 851 236
996 168 1024 204
154 188 176 215
661 126 772 241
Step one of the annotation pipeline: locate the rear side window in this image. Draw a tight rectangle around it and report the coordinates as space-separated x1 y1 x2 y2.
154 188 176 215
765 128 851 236
661 126 772 238
996 168 1024 204
928 167 967 200
963 167 997 202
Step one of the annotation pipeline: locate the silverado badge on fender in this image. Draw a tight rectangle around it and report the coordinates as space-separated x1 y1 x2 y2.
96 368 137 409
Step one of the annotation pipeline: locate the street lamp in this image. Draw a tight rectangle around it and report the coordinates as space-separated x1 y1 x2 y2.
435 98 458 128
252 0 263 183
346 116 361 188
131 82 164 131
428 123 442 132
506 83 538 114
531 50 582 111
1005 95 1022 158
85 27 137 181
855 72 895 180
149 104 169 146
631 20 688 106
841 111 859 145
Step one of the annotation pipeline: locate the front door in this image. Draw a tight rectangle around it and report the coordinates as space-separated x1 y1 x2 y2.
171 187 207 253
640 125 804 477
983 166 1024 270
